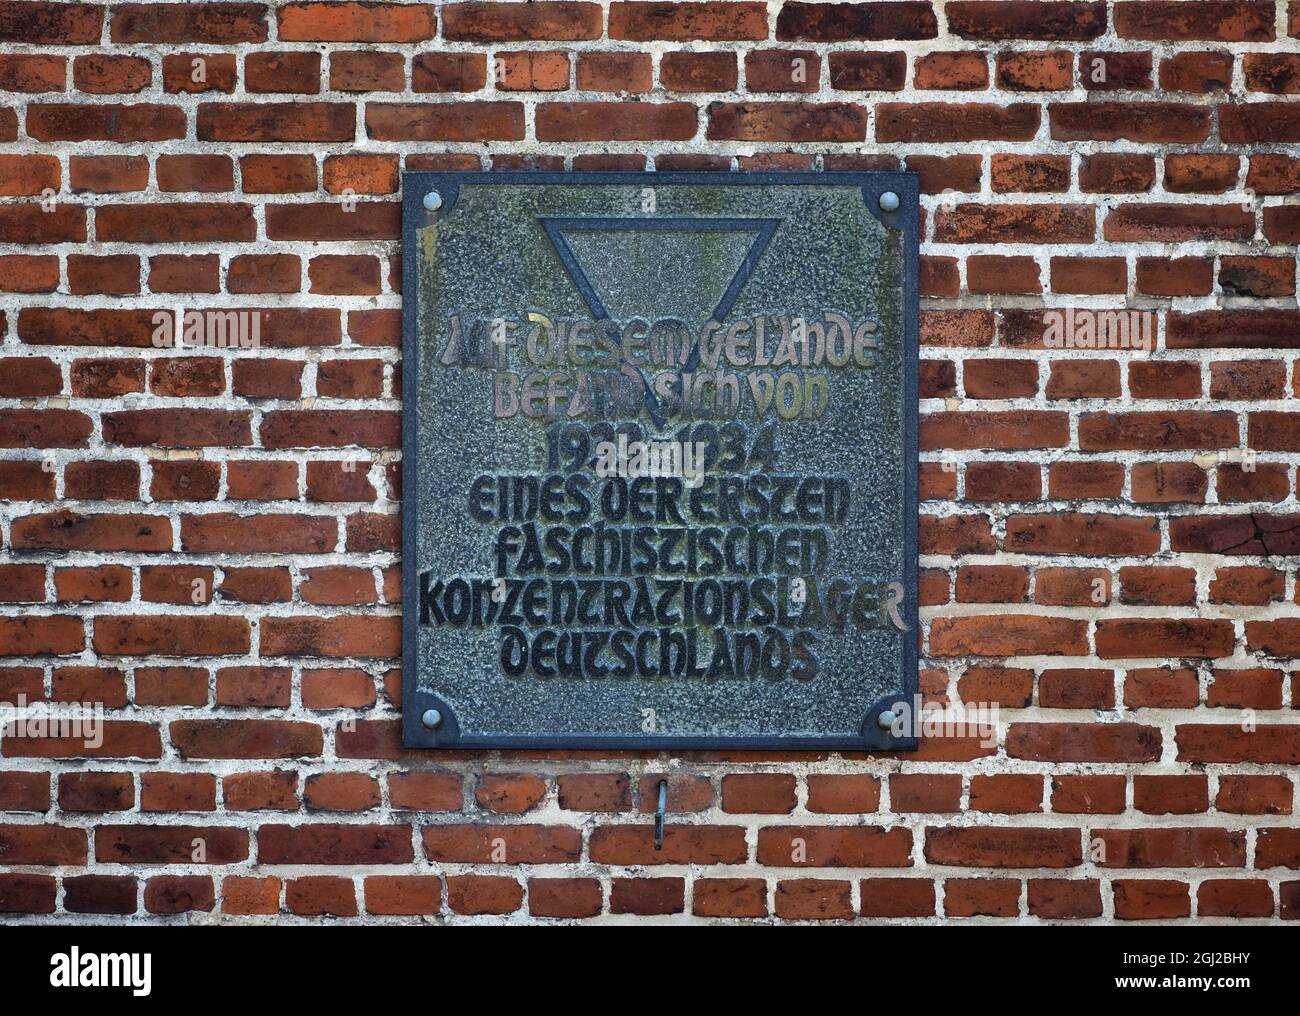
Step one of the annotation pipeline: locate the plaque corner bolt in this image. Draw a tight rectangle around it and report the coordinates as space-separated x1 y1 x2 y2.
879 191 900 213
423 191 443 212
421 708 443 730
877 709 897 732
653 779 668 851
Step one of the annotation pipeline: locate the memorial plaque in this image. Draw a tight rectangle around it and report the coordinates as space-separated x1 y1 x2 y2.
402 172 918 750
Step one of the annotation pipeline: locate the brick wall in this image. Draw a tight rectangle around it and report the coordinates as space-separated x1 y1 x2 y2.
0 0 1299 924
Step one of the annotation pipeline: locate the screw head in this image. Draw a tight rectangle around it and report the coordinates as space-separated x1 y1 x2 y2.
421 708 443 730
423 191 443 212
877 709 897 731
879 191 900 213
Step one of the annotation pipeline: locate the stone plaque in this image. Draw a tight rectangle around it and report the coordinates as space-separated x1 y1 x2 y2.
402 173 918 750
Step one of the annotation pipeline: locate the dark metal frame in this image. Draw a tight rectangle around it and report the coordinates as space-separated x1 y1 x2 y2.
401 172 920 751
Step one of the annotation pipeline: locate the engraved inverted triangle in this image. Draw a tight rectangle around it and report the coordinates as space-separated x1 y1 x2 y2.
539 217 780 324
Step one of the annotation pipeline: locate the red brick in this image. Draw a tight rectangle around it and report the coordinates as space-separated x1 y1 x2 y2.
287 876 356 917
424 824 580 864
0 874 56 914
859 877 936 917
1080 49 1152 90
412 52 487 92
1095 828 1245 869
947 1 1104 40
1210 566 1285 605
145 876 214 914
1207 667 1285 709
446 875 522 915
610 877 684 915
1039 668 1115 708
828 51 906 90
359 876 437 916
1130 462 1208 504
992 154 1069 192
1220 256 1296 297
693 878 767 917
776 2 937 41
0 204 86 243
934 203 1093 243
59 771 133 812
1161 50 1234 92
557 774 631 812
475 773 546 814
222 876 280 915
309 255 381 296
73 54 150 93
331 50 404 91
925 827 1081 868
28 103 184 142
1217 775 1292 815
111 3 267 43
891 773 962 813
710 100 870 141
1165 153 1239 192
0 53 64 91
444 2 602 41
945 878 1019 917
141 772 216 812
1079 153 1156 193
245 51 320 93
1125 668 1199 709
805 775 880 814
775 879 853 920
721 773 796 813
1136 256 1213 296
1008 723 1161 763
1096 619 1234 659
1248 153 1300 193
228 256 302 296
0 255 59 293
64 875 136 915
617 2 768 41
1051 775 1125 814
1180 727 1300 769
0 2 104 44
149 254 219 293
916 50 988 89
1051 102 1210 143
580 51 653 92
955 564 1030 601
967 255 1040 294
224 771 299 811
303 772 380 812
1197 879 1274 918
997 49 1072 90
241 154 316 193
96 824 247 864
0 155 59 196
1047 460 1123 498
757 826 911 867
660 51 736 91
522 877 598 918
1116 1 1274 41
162 52 237 93
1135 773 1211 815
198 102 353 142
1028 878 1102 919
278 2 435 41
1050 256 1126 294
877 102 1038 142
